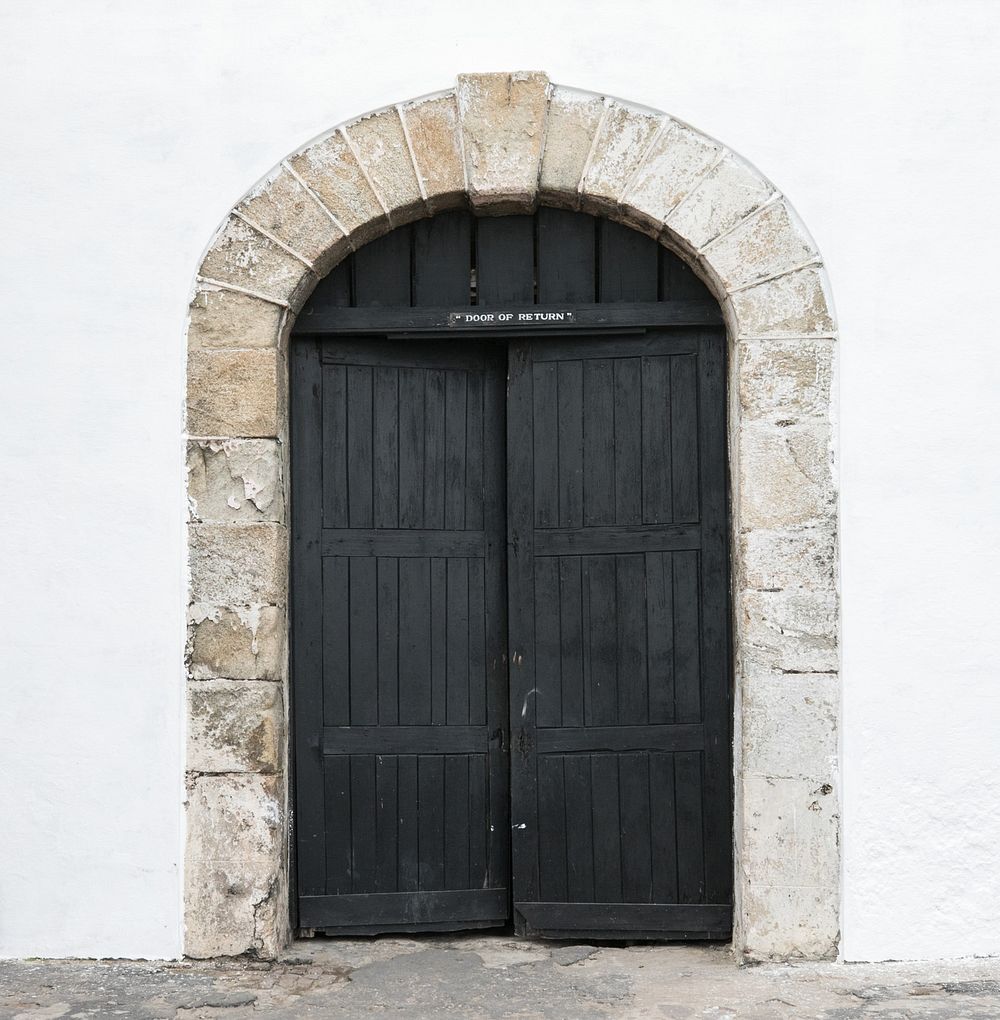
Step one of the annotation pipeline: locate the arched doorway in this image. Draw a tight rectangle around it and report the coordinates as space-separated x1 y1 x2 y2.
186 72 839 961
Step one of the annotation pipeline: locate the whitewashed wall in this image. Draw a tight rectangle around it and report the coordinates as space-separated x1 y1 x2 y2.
1 0 997 962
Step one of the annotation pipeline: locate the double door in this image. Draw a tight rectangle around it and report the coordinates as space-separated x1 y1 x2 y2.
291 327 731 939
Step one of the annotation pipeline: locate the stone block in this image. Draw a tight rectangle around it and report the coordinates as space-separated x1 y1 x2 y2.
187 439 284 524
740 882 839 961
732 266 835 337
741 672 839 781
399 91 466 214
620 119 720 231
739 589 839 676
199 215 315 308
666 152 775 251
345 106 424 227
186 772 284 862
579 101 664 213
538 87 605 209
738 337 834 422
457 71 548 212
189 523 287 607
236 166 348 274
289 130 387 246
188 286 284 350
187 605 285 681
739 526 837 593
737 422 835 530
187 679 283 774
704 199 818 292
187 349 284 438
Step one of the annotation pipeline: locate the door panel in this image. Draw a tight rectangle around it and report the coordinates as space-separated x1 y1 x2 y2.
292 339 509 934
507 328 732 940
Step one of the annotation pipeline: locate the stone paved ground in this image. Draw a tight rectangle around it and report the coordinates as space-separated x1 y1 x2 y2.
2 936 999 1019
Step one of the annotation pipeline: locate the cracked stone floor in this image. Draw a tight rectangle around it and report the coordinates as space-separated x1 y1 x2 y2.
2 936 999 1019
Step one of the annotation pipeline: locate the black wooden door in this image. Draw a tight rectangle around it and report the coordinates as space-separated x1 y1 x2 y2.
506 328 732 939
291 337 510 934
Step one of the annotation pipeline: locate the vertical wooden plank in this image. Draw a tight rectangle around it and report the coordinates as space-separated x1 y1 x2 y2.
444 754 471 890
446 558 470 724
468 755 488 889
468 558 487 726
354 227 411 306
532 361 559 528
673 550 702 723
616 553 648 725
291 339 326 895
346 365 373 528
563 755 595 901
477 216 534 304
660 248 712 301
373 366 399 529
613 358 643 525
424 369 446 529
619 752 653 902
430 557 448 724
533 557 562 728
322 557 350 725
374 755 399 893
558 557 585 727
590 755 623 902
587 555 618 725
465 370 484 531
398 367 425 528
670 353 699 522
398 558 431 724
397 755 419 892
537 755 568 901
646 551 675 725
650 753 679 903
583 359 615 526
598 219 659 302
444 369 468 530
418 755 445 890
377 557 399 726
323 757 352 896
675 751 706 903
350 754 377 893
557 360 584 529
306 258 352 313
641 356 672 525
413 211 473 306
537 208 596 303
321 363 348 528
348 557 378 725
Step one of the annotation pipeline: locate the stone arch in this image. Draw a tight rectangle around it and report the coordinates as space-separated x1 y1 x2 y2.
185 72 839 961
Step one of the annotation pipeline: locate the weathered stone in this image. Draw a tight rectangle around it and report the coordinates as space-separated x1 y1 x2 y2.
732 266 835 337
236 166 348 274
399 91 466 214
187 679 283 774
189 524 287 606
187 439 284 524
457 71 548 212
740 526 837 593
738 337 834 422
666 151 775 251
579 101 664 213
704 199 818 292
741 882 839 961
188 286 284 350
187 349 284 438
742 672 838 781
199 215 315 307
620 119 720 232
186 772 284 862
289 131 387 246
345 106 424 227
538 87 605 209
188 605 285 681
737 422 835 530
739 589 839 676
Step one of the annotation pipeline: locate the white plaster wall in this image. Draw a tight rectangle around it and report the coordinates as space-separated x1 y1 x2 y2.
0 0 997 961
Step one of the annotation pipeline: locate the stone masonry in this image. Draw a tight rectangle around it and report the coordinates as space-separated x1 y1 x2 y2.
186 72 839 961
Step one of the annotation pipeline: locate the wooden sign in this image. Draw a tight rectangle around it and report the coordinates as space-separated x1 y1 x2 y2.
448 310 576 327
